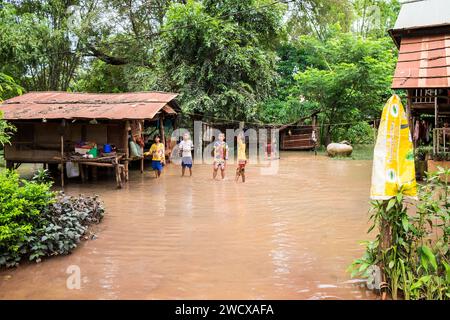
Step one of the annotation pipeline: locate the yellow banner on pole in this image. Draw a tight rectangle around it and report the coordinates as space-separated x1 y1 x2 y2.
370 94 417 200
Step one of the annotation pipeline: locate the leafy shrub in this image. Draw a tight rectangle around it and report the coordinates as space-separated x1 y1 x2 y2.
332 121 376 145
0 170 54 267
415 145 433 161
32 168 51 184
0 170 105 267
350 167 450 300
25 193 105 263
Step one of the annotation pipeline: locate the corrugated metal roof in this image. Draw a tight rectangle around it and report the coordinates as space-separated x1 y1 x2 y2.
0 91 178 120
392 33 450 89
393 0 450 31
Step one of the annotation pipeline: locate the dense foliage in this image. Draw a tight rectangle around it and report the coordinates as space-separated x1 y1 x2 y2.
0 73 20 146
0 0 401 139
0 170 105 268
350 168 450 300
155 0 285 121
293 32 396 143
0 170 54 267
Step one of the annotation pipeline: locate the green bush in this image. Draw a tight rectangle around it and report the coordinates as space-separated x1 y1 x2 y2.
332 121 376 145
415 145 433 161
0 170 105 267
350 167 450 300
0 170 54 267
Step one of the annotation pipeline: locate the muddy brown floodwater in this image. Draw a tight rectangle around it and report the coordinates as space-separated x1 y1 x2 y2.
0 152 378 300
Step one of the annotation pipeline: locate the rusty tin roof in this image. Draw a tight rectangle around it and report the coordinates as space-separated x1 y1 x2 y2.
0 91 178 120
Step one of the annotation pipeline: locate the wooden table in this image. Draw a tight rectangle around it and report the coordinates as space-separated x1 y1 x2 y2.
57 153 127 189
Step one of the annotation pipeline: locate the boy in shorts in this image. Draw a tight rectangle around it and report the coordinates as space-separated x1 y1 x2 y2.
213 133 229 180
145 135 165 178
178 132 194 177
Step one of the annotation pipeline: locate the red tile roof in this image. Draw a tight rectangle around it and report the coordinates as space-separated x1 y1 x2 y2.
392 34 450 89
0 91 178 120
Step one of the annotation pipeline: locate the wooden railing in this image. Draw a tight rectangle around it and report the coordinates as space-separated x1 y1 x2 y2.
433 128 450 155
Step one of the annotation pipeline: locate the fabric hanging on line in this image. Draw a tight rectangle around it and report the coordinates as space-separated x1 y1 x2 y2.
419 120 427 142
424 121 431 143
414 120 420 142
130 120 143 138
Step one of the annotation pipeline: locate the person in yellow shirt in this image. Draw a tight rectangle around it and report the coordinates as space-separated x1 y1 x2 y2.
144 135 165 178
235 132 247 182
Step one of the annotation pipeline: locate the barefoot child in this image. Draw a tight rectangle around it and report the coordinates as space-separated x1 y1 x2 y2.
235 132 247 182
213 133 229 180
178 132 193 177
145 135 165 178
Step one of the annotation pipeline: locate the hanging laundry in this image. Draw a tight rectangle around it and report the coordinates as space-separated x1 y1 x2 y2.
420 120 427 142
424 121 431 143
130 120 143 138
414 120 420 142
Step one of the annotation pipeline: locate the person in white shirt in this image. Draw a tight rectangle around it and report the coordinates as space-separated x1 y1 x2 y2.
178 132 194 177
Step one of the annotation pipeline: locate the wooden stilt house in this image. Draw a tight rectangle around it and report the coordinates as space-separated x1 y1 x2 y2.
0 91 178 188
389 0 450 155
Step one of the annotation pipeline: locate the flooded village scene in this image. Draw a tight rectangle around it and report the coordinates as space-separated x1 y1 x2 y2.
1 0 450 303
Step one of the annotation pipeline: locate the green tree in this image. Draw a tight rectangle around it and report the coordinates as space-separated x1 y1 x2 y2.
0 73 23 102
352 0 401 38
0 73 21 146
293 31 396 144
286 0 354 40
256 43 318 124
156 0 286 121
0 2 83 91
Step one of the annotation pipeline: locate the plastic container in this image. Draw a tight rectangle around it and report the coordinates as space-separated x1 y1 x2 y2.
103 144 112 153
75 147 90 155
87 147 98 158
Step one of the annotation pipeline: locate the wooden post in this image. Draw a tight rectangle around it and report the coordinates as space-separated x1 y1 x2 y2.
60 134 64 189
406 90 415 148
140 119 144 174
435 89 439 155
435 89 438 128
80 164 86 182
6 160 13 170
114 158 122 189
124 121 130 181
159 114 165 148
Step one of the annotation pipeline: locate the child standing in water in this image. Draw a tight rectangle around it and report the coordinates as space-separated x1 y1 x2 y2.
235 132 247 183
145 135 165 178
213 133 229 180
178 132 194 177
